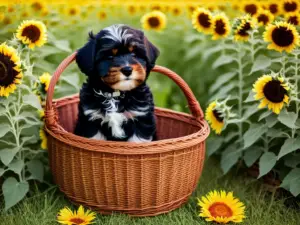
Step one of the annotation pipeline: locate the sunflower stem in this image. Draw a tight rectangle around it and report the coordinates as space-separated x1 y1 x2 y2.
237 43 243 148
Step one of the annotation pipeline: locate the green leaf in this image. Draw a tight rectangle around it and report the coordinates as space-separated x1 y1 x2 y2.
278 108 297 128
250 55 272 74
0 168 5 176
27 160 44 182
281 168 300 196
212 55 235 69
0 124 11 138
0 148 18 166
243 104 259 120
265 114 278 128
244 91 256 103
244 147 263 167
221 145 241 174
209 72 237 93
258 152 277 178
60 73 80 90
259 111 272 121
8 160 24 175
243 124 268 148
52 40 72 52
278 138 300 159
2 177 29 210
21 135 39 146
22 94 42 110
284 154 300 168
206 137 223 157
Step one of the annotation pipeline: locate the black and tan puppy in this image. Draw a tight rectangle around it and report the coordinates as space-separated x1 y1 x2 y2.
74 24 160 142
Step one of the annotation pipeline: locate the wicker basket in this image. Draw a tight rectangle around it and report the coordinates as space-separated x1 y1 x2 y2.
45 52 210 217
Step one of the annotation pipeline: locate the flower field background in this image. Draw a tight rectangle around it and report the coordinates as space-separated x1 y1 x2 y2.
0 0 300 223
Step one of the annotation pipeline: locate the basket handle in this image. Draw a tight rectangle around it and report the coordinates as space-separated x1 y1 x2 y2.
45 52 204 126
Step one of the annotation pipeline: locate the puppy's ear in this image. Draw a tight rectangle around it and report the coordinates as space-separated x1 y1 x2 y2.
76 32 96 76
143 36 160 72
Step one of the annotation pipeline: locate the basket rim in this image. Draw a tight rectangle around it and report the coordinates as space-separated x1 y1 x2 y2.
45 95 210 155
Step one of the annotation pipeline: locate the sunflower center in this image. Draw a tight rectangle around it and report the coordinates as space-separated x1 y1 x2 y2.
148 17 160 28
263 80 286 103
69 9 77 15
31 2 43 11
21 25 41 43
212 109 224 122
209 202 233 218
244 4 257 15
69 218 85 224
284 2 297 12
271 26 294 47
288 16 299 25
269 4 278 14
0 53 18 87
198 13 211 28
237 22 251 37
215 19 226 35
257 14 269 25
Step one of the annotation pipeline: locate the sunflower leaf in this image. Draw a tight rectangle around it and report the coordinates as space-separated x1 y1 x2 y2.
209 71 237 93
26 159 44 182
221 144 242 174
2 177 29 211
244 147 263 167
278 138 300 159
280 168 300 196
212 55 236 69
0 124 11 138
8 160 24 175
250 55 272 74
243 124 268 149
0 147 19 166
244 91 256 103
206 137 224 157
22 94 42 110
258 152 277 178
278 108 297 129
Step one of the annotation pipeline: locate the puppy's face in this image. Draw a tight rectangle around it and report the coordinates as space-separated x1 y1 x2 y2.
76 24 160 91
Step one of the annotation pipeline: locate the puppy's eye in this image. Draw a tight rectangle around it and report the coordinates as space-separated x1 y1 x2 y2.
108 55 114 60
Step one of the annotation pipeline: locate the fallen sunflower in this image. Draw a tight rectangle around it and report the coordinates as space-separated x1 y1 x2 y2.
40 128 47 150
253 75 290 114
263 21 299 53
198 190 246 224
0 43 23 97
281 0 298 13
205 101 225 134
57 205 96 225
16 20 47 49
141 11 167 31
286 13 300 26
255 9 274 26
211 13 231 40
233 15 254 41
192 8 213 34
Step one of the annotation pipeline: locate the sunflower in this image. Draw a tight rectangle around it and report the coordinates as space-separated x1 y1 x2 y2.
39 72 51 92
192 8 213 34
141 11 167 31
255 9 274 26
211 13 231 40
67 6 81 16
171 6 182 16
97 11 107 20
16 20 47 49
2 16 12 25
39 109 45 119
242 2 259 16
205 101 225 134
198 190 246 224
31 1 45 12
267 3 280 16
57 205 96 225
281 0 298 13
233 15 255 41
253 75 290 114
263 21 299 53
21 11 30 19
286 13 300 26
127 5 137 15
0 43 23 97
40 128 47 150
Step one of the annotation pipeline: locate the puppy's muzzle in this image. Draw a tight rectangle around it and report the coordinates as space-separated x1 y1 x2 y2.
121 66 133 77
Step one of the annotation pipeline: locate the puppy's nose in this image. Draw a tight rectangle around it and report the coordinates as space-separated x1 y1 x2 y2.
121 66 133 77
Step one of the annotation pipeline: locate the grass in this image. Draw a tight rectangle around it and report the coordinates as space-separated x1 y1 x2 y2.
0 157 299 225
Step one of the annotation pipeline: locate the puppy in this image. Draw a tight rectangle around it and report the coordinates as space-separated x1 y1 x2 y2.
74 24 160 142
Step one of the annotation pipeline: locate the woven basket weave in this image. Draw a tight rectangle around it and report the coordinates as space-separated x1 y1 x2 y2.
45 52 210 217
